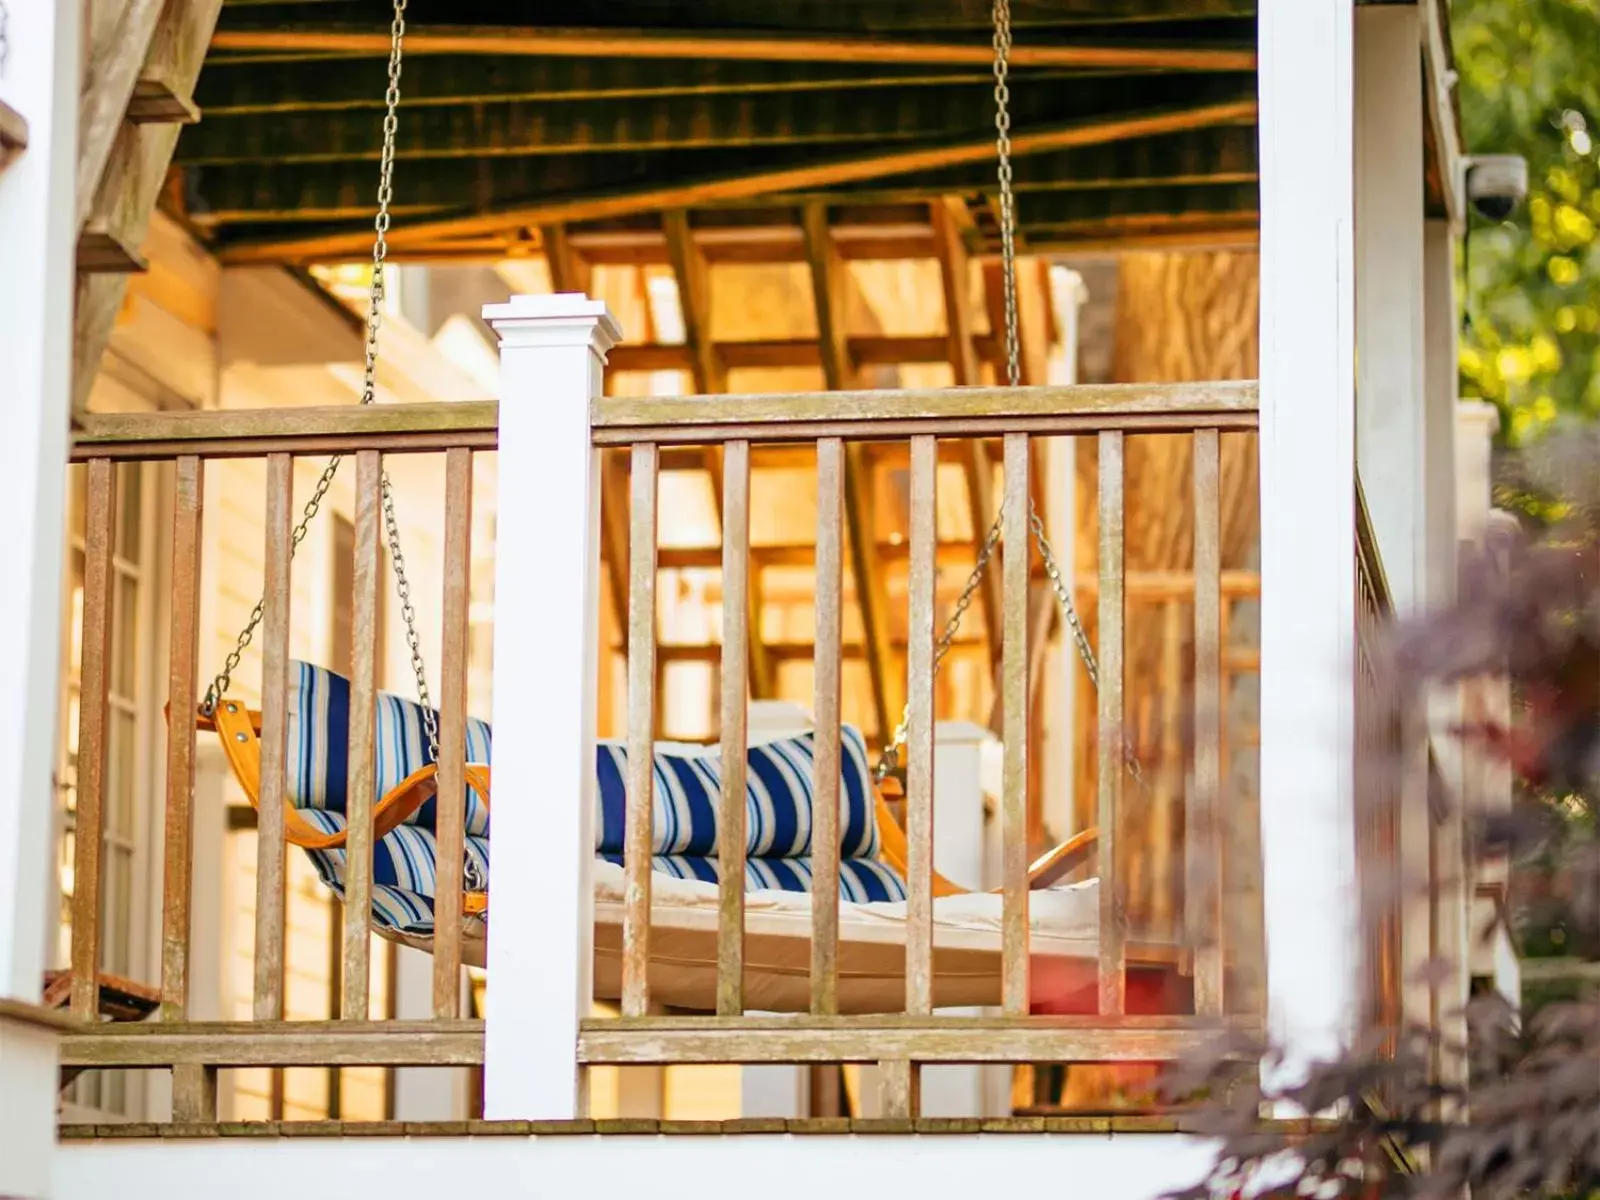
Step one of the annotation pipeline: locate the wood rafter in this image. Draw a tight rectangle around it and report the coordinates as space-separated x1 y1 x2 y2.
206 26 1256 73
931 196 1004 681
663 209 774 700
800 200 894 744
540 221 592 296
212 95 1258 263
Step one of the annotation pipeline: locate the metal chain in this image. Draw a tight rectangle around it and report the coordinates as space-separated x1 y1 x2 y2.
201 0 441 765
875 0 1143 793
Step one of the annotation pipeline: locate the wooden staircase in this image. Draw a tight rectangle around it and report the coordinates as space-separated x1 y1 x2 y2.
72 0 220 409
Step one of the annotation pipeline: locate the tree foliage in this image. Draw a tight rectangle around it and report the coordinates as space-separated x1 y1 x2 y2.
1455 0 1600 444
1168 429 1600 1199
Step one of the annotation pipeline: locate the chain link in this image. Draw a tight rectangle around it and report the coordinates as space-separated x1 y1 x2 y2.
874 0 1143 793
200 0 441 764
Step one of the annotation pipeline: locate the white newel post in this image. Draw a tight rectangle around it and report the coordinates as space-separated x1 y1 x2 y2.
0 0 79 1193
1257 0 1361 1090
481 294 621 1120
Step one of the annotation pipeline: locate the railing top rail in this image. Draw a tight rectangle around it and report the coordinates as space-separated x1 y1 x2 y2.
591 381 1259 445
70 401 499 462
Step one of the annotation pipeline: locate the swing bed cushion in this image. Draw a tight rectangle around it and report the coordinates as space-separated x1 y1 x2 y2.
284 661 908 938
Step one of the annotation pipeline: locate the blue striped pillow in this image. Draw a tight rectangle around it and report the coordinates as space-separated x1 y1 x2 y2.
287 661 492 837
593 726 881 861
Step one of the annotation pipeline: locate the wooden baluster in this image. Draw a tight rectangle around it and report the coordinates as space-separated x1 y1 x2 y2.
434 447 474 1018
1097 432 1126 1017
1190 429 1225 1016
811 437 845 1017
621 442 659 1018
163 456 215 1118
885 433 938 1120
1000 433 1030 1016
71 459 116 1021
342 451 382 1021
717 440 752 1017
255 453 293 1023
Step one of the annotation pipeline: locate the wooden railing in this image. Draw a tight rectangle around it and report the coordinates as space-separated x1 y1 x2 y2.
580 378 1261 1116
58 360 1264 1125
63 403 497 1121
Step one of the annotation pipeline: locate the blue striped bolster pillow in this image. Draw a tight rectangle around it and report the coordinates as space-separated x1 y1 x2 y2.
593 725 883 860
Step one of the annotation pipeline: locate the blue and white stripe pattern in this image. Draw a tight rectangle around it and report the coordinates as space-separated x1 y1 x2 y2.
287 660 491 834
593 726 881 860
284 660 907 936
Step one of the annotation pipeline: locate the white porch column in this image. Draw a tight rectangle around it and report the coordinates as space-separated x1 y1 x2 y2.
1423 219 1469 1064
1257 0 1360 1086
481 294 621 1120
1355 5 1433 1036
0 0 80 1192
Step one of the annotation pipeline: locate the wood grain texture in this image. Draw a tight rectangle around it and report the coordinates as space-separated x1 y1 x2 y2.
878 1059 919 1119
71 459 117 1021
716 440 751 1017
218 99 1258 262
1000 434 1031 1016
71 401 500 460
432 448 475 1018
593 381 1257 433
341 451 382 1021
577 1014 1254 1066
811 437 845 1016
904 435 938 1018
1096 432 1127 1017
1189 429 1225 1016
75 0 166 228
61 1020 487 1068
162 458 204 1054
622 442 661 1017
254 453 294 1023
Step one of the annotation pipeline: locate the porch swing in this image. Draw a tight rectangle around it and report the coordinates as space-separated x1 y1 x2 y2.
196 0 1157 1015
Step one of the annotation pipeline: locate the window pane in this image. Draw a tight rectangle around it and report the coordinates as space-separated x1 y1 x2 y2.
109 711 136 838
113 574 139 699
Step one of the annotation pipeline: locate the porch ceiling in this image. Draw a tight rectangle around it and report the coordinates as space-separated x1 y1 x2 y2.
176 0 1266 263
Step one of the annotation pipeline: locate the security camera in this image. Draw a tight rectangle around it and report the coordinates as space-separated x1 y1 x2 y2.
1464 155 1528 222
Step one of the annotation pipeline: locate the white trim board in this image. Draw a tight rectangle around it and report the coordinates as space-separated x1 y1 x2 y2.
57 1133 1221 1200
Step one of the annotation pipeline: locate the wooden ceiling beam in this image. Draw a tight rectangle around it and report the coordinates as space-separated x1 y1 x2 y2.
196 56 1001 117
186 125 1257 227
178 73 1244 166
213 93 1258 263
206 25 1256 72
